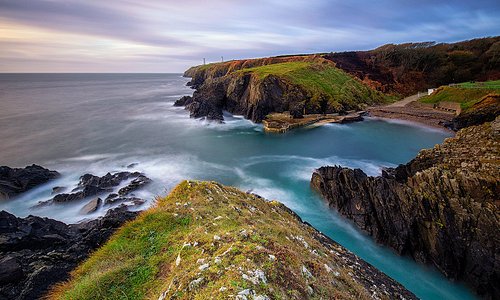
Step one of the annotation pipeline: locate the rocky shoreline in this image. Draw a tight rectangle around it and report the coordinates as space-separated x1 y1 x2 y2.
0 207 138 300
311 117 500 299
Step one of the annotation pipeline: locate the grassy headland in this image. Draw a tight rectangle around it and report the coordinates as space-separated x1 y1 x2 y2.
50 181 414 300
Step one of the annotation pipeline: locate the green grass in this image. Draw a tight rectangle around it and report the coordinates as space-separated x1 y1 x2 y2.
238 61 393 110
420 81 500 110
50 181 376 300
455 80 500 89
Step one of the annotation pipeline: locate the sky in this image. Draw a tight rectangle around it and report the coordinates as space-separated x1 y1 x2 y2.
0 0 499 73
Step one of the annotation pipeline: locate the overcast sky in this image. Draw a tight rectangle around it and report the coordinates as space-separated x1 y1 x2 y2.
0 0 499 73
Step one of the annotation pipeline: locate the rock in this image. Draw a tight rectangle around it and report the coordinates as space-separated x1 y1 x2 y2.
198 263 209 271
311 118 500 299
51 186 66 195
449 94 500 131
173 95 193 107
0 165 59 200
0 207 138 300
0 256 23 284
117 175 151 196
188 277 204 291
301 265 313 279
79 198 102 214
42 171 151 207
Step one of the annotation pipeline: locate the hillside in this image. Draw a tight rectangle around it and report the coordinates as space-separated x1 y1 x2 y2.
311 117 500 299
177 55 391 122
325 37 500 96
50 181 415 300
417 81 500 130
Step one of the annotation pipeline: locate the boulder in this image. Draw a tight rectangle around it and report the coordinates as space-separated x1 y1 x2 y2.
79 198 102 215
0 165 59 200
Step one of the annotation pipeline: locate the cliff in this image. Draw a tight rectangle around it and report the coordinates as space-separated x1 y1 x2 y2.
50 181 416 300
311 117 500 299
177 55 390 122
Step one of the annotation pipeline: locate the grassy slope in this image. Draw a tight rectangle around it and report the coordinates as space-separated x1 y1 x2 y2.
50 181 397 300
420 81 500 110
237 60 393 109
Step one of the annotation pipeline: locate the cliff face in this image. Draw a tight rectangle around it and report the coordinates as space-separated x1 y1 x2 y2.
311 117 500 299
451 94 500 130
51 181 416 300
178 56 389 122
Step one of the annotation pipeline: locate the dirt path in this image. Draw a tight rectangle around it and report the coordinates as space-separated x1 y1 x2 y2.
387 93 425 107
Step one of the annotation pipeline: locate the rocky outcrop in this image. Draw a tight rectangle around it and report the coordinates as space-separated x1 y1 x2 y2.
38 171 151 211
0 165 59 200
51 181 416 299
311 118 500 299
0 207 138 300
449 94 500 130
187 72 311 122
179 55 386 123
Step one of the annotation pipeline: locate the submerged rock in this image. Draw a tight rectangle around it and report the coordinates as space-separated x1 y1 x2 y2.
0 207 138 300
311 117 500 299
0 165 59 201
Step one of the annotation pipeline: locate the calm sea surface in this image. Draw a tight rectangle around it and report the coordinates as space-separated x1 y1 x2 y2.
0 73 475 299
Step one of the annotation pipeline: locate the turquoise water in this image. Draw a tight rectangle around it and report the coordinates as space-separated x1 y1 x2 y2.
0 73 475 299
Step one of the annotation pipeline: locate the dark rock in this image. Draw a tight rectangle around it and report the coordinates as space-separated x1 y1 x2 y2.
51 186 65 195
105 196 144 207
173 95 193 107
79 198 102 215
0 256 23 284
0 207 138 300
311 118 500 299
117 175 151 196
53 185 111 203
126 163 138 169
43 171 151 206
0 165 59 200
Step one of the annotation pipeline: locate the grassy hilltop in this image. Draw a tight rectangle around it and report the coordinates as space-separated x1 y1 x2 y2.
50 181 414 300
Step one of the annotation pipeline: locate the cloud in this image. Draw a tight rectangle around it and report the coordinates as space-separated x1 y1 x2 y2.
0 0 499 72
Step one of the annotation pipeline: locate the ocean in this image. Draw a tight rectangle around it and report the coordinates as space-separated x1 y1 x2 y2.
0 73 475 299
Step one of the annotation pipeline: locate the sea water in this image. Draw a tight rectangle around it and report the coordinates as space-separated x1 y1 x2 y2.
0 73 475 299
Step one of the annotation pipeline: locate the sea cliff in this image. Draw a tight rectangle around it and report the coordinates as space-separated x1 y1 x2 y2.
311 117 500 299
177 55 390 123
